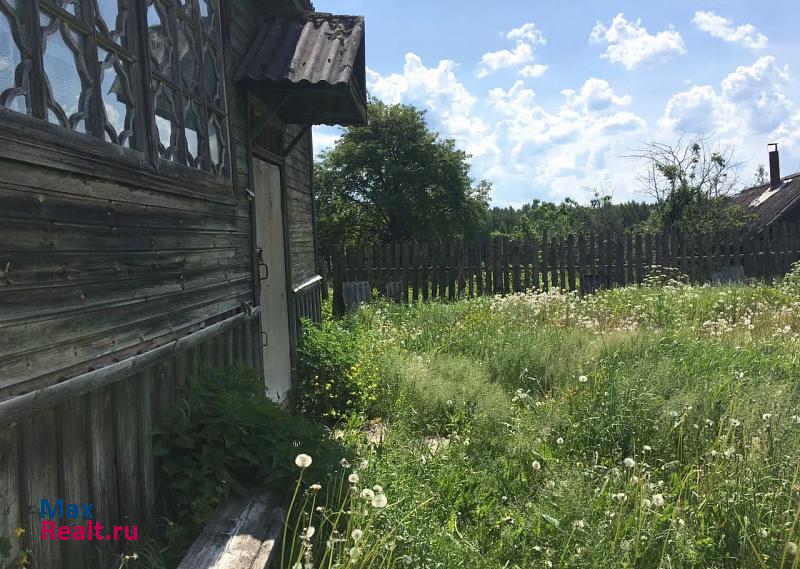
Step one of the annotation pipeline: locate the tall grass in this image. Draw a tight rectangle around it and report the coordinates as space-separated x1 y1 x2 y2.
286 268 800 568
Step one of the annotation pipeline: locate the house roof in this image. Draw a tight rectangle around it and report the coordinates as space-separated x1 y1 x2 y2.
236 12 367 125
730 173 800 232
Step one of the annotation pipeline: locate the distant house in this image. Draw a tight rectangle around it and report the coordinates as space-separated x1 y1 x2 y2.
731 144 800 233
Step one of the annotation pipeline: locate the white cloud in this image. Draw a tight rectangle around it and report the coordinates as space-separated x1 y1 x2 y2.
477 43 536 78
659 85 737 134
476 22 546 78
487 78 646 201
658 56 798 182
590 13 685 70
693 11 768 50
562 78 632 112
367 54 497 159
520 64 548 78
721 56 791 133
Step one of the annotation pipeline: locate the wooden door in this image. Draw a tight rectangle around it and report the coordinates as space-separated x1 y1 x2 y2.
253 159 292 403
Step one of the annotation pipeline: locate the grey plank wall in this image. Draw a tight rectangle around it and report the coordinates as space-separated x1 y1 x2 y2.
283 126 317 288
0 319 261 569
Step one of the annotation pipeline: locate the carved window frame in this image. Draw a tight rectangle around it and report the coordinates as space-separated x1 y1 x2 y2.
0 0 230 177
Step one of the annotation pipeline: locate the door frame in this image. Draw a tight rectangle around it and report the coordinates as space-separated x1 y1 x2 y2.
250 147 296 395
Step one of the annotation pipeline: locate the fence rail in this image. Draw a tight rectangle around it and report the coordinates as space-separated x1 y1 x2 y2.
327 222 800 312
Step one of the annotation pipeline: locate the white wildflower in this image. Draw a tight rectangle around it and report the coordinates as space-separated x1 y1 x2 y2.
360 488 375 501
371 493 388 508
652 494 665 507
340 458 351 468
348 472 360 485
556 437 564 445
295 454 312 469
309 483 322 492
623 457 636 468
351 529 364 541
578 375 589 383
532 460 542 471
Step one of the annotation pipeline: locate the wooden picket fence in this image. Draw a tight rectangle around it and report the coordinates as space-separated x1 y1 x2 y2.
326 222 800 311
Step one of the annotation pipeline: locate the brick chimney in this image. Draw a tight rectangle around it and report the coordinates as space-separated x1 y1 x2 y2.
769 143 781 189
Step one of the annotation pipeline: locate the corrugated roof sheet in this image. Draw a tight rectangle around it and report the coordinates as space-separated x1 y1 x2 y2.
236 13 365 87
730 173 800 232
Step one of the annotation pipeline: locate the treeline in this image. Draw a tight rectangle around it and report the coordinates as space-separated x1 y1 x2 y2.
484 195 655 240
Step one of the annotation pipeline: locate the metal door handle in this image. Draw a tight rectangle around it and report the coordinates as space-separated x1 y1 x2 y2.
257 247 269 281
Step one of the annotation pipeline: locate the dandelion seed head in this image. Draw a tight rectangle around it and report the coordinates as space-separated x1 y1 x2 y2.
623 457 636 468
348 473 360 485
532 460 542 471
295 454 312 469
372 493 388 508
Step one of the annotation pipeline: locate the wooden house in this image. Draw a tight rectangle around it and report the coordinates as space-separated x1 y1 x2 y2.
731 144 800 233
0 0 365 566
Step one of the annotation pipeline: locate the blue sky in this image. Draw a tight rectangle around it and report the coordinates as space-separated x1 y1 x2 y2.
313 1 800 207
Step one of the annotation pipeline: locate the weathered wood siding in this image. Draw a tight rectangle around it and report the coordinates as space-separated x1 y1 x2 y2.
284 126 318 287
0 318 261 569
0 114 254 399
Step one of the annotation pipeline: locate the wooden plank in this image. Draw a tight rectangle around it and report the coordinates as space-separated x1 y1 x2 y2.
540 235 549 292
140 369 157 523
176 492 284 569
550 237 559 291
448 241 456 300
412 243 420 302
512 240 522 293
577 235 586 294
403 243 412 303
21 410 63 569
615 233 625 287
89 385 119 568
567 235 576 292
531 239 540 291
626 233 634 285
421 242 430 301
58 395 92 569
467 241 475 298
114 375 142 528
457 241 466 299
0 423 21 566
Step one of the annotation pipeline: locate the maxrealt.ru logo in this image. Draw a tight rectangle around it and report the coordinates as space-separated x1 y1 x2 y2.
38 499 138 541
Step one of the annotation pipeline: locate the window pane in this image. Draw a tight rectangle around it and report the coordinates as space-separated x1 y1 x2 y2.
177 19 197 92
208 112 225 174
99 47 135 147
183 98 200 168
0 3 31 114
199 0 215 35
53 0 83 18
146 0 172 74
153 80 178 160
95 0 128 47
41 12 92 132
201 42 219 106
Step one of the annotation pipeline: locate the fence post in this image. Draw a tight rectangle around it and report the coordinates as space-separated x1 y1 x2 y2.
577 234 586 295
540 233 549 292
567 235 576 292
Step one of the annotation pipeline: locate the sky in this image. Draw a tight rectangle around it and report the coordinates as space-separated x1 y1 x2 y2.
312 0 800 207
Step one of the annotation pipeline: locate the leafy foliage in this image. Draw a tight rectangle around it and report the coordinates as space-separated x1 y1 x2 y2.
152 366 346 551
315 99 490 248
631 135 752 233
485 193 654 239
295 318 381 425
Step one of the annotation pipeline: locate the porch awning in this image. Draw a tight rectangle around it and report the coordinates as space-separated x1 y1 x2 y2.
236 13 366 125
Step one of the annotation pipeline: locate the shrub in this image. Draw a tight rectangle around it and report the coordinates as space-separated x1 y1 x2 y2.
296 319 381 424
152 366 347 552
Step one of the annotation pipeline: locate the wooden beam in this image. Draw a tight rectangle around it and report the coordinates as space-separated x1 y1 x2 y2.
0 309 260 425
283 124 312 157
176 492 285 569
250 93 289 143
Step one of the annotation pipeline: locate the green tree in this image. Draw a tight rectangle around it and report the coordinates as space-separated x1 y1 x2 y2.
315 100 490 248
629 135 750 233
